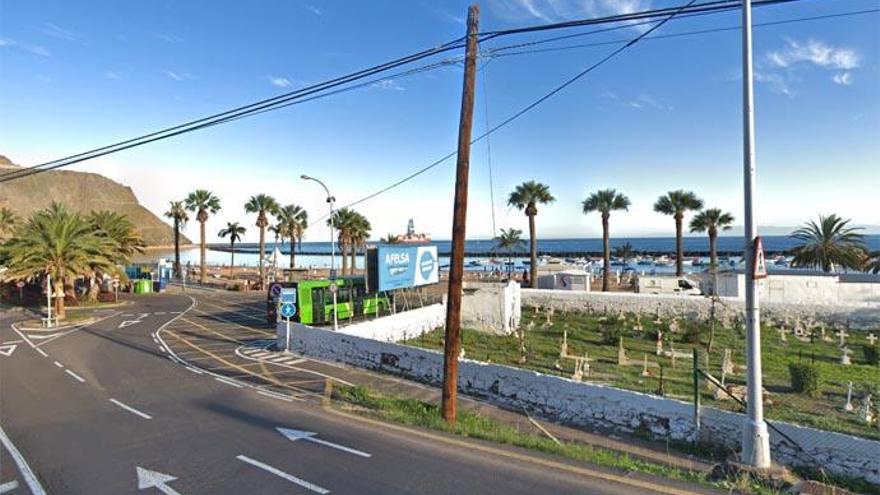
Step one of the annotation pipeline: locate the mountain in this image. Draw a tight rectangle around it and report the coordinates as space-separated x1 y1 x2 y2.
0 154 189 246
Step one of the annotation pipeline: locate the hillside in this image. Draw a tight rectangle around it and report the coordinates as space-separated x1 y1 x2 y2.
0 154 189 246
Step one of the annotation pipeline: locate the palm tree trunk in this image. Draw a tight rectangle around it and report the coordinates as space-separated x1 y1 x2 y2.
709 231 718 296
528 213 537 288
290 236 296 270
230 240 235 277
199 220 206 284
602 213 610 292
675 214 684 277
350 242 357 275
173 218 181 279
54 276 66 320
258 224 266 286
340 237 349 276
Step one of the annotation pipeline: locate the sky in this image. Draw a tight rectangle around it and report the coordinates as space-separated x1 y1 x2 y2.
1 0 878 244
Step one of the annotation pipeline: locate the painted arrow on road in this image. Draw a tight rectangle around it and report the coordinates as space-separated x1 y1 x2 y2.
0 344 17 357
277 427 372 458
118 320 141 329
136 467 181 495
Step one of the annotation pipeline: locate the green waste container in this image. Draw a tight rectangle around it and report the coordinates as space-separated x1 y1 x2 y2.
134 279 152 294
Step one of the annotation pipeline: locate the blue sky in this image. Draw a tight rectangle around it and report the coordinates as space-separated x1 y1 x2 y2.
1 0 878 243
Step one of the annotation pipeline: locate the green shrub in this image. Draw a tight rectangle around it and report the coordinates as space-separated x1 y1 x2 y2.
789 363 822 397
864 345 879 366
601 322 625 345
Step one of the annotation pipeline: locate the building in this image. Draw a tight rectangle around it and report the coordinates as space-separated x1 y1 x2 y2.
708 271 880 306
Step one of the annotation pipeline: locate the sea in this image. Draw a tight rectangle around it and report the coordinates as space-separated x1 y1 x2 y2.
138 235 880 275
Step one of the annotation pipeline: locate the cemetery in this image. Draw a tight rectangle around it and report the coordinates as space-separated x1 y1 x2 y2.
408 304 880 441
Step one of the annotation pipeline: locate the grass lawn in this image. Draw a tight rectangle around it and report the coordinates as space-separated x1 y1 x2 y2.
408 307 880 441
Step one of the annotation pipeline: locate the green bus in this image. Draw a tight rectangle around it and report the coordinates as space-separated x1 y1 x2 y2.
266 277 391 326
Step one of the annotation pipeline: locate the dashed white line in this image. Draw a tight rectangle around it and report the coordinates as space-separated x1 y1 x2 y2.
109 399 152 420
53 361 64 368
236 455 329 494
0 480 20 494
258 390 297 402
64 369 85 383
0 425 47 495
215 377 243 388
34 347 48 358
185 366 203 375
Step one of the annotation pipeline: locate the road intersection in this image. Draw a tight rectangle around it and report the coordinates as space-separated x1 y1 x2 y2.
1 291 710 494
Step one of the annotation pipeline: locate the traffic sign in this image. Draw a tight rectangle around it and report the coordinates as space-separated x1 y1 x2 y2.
328 283 338 294
329 269 337 280
15 281 24 288
280 288 296 304
280 302 296 318
270 283 283 298
753 236 768 280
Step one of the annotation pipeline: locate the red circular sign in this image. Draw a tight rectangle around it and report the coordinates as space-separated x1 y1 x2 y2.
15 281 25 288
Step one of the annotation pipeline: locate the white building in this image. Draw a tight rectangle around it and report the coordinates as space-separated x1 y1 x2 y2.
536 269 591 292
709 271 880 306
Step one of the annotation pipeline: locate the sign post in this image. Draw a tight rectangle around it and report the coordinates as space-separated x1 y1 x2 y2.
16 280 24 300
279 288 297 351
328 282 338 331
46 273 53 328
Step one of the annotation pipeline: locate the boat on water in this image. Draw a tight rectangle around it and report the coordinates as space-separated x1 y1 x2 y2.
637 257 654 266
774 255 789 267
655 255 674 267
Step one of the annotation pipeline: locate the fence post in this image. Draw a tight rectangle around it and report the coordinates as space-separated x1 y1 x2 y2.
693 347 701 446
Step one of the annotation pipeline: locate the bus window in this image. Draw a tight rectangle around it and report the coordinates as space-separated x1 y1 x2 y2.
311 288 325 324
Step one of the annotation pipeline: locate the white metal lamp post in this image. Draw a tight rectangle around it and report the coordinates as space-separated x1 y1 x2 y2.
741 0 771 469
302 174 338 331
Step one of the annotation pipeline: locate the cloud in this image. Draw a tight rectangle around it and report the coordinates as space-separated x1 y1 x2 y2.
766 39 859 71
371 79 405 91
602 91 672 110
754 71 792 97
155 33 184 43
104 71 122 80
22 43 51 57
42 22 84 43
269 76 293 88
304 4 322 15
832 71 853 86
166 70 194 81
0 36 15 48
488 0 652 24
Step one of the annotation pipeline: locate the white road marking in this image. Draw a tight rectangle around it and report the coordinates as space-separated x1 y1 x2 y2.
0 425 48 495
214 377 243 388
185 366 203 375
65 369 85 383
34 347 48 358
0 344 16 357
277 427 372 458
109 399 153 420
136 467 180 494
155 312 166 315
53 361 64 368
0 480 20 494
257 390 296 402
236 455 329 494
0 339 22 345
118 320 141 329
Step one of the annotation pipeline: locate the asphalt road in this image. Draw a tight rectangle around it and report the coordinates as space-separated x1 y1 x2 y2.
1 292 704 495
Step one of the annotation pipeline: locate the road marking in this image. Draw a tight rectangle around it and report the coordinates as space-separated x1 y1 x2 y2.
277 427 371 458
65 369 85 383
0 425 47 495
214 377 243 388
236 455 329 494
185 366 203 375
0 339 23 345
0 344 16 357
233 345 355 387
257 390 298 402
136 467 180 494
118 320 141 329
34 347 48 358
0 480 19 494
53 361 64 368
110 399 153 420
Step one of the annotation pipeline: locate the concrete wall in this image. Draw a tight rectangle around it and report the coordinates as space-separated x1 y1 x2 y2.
713 272 880 306
281 322 880 485
522 289 880 330
461 281 521 335
330 303 445 342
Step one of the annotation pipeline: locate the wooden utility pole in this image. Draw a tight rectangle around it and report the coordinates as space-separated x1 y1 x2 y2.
441 4 479 424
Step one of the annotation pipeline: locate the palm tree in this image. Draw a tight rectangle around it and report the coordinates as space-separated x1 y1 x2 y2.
0 207 18 238
689 208 735 294
348 211 371 275
1 203 116 320
790 214 866 273
218 222 246 276
507 181 555 288
164 201 188 279
582 189 630 292
268 223 282 276
277 204 307 271
87 210 146 300
244 194 279 287
184 190 221 284
613 242 636 261
495 228 525 276
382 233 400 244
866 252 880 274
328 208 357 276
654 190 704 276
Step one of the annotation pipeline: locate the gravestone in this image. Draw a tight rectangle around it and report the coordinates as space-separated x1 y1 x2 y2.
617 337 629 366
632 315 644 334
777 327 788 343
668 318 680 335
641 353 651 377
867 333 878 346
840 346 853 366
722 348 735 376
860 394 874 424
836 328 849 348
655 329 664 356
844 381 854 412
559 329 568 358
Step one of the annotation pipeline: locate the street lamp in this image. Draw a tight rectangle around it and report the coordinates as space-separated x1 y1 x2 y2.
301 174 338 331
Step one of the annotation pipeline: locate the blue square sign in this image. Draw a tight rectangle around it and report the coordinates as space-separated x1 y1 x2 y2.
280 288 296 304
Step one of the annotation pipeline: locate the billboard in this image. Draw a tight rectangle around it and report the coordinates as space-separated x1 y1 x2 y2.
368 245 439 291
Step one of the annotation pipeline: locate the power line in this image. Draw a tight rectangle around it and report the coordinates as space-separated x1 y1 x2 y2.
0 38 468 183
332 0 703 217
487 8 880 59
